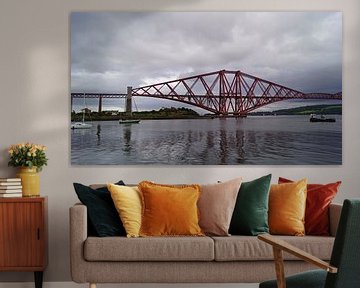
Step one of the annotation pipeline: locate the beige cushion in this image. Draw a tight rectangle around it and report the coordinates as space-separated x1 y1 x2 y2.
89 184 106 189
198 178 242 236
84 236 214 261
212 235 334 261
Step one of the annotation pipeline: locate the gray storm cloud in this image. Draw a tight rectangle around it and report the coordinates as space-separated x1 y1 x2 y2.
71 12 342 111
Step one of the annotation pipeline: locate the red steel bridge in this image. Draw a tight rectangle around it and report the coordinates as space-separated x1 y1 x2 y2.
71 69 342 116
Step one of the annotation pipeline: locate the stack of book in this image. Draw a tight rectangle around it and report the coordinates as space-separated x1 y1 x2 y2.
0 178 22 197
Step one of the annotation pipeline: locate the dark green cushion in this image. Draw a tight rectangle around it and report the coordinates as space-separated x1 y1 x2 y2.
73 181 126 237
260 269 327 288
229 174 271 235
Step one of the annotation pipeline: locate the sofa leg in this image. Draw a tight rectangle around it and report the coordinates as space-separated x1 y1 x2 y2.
89 283 96 288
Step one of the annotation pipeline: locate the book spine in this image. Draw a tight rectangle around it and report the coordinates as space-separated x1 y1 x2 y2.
0 178 21 182
0 183 22 186
0 186 22 190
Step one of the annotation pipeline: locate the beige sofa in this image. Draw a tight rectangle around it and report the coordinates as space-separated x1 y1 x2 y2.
70 203 342 288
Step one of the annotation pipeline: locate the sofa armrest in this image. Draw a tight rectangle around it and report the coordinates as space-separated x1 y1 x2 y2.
329 203 342 237
69 203 88 283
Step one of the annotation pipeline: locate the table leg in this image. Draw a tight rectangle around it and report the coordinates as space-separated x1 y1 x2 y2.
34 271 43 288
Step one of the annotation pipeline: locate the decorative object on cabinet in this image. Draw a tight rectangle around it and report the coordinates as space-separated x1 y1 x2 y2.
7 143 48 197
0 178 22 197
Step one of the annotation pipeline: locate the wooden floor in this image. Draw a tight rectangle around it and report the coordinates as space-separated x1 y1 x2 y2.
0 283 259 288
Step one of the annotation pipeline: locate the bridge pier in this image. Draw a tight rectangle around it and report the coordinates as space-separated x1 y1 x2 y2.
98 95 102 113
126 86 132 116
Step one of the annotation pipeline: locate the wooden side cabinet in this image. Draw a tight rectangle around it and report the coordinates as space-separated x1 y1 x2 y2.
0 197 47 288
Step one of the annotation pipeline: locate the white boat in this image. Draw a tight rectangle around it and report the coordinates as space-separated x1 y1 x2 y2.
71 93 93 129
71 122 92 129
309 114 336 123
119 119 140 124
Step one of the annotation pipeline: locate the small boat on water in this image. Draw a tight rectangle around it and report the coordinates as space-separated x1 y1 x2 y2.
119 119 141 124
309 114 336 123
71 93 93 129
71 110 92 129
71 122 92 129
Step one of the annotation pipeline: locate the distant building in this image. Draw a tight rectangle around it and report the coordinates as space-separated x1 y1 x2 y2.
104 110 119 116
81 108 92 113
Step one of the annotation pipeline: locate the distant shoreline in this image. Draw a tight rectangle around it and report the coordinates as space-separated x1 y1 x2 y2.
249 104 342 116
71 104 342 121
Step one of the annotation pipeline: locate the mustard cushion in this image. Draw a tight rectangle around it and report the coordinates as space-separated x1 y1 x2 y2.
269 179 307 236
138 181 204 237
107 183 142 238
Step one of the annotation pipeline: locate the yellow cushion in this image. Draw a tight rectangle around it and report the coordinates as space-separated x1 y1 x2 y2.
138 181 204 237
269 179 307 236
107 183 142 238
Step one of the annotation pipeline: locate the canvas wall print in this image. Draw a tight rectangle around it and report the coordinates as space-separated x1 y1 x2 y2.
71 12 342 165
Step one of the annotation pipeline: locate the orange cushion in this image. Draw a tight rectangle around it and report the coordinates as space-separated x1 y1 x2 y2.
279 177 341 235
138 181 204 237
269 179 307 236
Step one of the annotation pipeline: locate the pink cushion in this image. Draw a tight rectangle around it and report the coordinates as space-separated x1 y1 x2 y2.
198 178 242 236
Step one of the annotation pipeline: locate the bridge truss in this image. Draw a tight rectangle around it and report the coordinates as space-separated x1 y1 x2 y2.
71 69 341 116
131 70 341 116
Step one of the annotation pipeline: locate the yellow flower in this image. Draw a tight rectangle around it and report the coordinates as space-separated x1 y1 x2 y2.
8 142 48 170
38 145 46 151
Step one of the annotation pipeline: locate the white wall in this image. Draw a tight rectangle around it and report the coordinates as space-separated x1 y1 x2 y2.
0 0 359 283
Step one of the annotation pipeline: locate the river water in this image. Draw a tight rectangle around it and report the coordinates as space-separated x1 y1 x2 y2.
71 115 342 165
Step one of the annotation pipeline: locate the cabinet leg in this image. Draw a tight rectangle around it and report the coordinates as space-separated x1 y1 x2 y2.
34 271 43 288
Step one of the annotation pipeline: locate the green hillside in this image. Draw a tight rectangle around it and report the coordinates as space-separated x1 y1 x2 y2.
250 104 342 116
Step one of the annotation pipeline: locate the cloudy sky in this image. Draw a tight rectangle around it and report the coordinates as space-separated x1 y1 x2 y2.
71 12 342 112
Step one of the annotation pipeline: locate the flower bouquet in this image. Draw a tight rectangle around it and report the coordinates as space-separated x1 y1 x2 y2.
8 142 48 171
8 142 48 197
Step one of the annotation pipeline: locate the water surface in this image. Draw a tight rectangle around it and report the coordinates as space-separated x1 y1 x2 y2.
71 115 342 165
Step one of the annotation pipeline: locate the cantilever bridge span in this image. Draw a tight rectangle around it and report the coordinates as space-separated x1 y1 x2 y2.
71 70 342 116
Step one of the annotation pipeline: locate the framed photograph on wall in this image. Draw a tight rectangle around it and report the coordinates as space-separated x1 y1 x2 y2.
71 12 342 165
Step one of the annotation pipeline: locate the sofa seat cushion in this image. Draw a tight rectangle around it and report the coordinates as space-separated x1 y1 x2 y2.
212 236 334 261
84 236 214 261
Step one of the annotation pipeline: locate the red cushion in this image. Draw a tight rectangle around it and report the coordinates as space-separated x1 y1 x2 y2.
278 177 341 236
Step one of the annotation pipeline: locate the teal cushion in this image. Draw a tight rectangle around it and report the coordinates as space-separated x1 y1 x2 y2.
260 269 327 288
73 181 126 237
229 174 271 235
